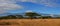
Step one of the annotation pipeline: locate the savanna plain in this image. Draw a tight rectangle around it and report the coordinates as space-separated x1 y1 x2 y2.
0 19 60 26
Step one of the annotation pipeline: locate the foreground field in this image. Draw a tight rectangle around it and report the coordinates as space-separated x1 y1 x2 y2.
0 19 60 26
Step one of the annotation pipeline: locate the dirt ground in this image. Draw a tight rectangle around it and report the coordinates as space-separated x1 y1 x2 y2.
0 19 60 26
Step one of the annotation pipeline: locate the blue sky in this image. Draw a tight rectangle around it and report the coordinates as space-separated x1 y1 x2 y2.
0 0 60 15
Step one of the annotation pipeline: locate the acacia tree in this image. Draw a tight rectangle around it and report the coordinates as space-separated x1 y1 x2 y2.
25 12 41 19
0 15 23 19
15 15 23 19
6 15 17 19
41 16 52 19
0 15 16 19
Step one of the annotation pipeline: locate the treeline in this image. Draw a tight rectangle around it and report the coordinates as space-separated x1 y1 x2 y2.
0 12 60 19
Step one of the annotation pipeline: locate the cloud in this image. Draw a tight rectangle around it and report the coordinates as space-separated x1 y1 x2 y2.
25 10 33 13
16 0 60 7
0 0 22 14
0 0 59 14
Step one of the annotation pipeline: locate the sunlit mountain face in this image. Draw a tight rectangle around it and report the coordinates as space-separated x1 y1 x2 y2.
0 0 60 16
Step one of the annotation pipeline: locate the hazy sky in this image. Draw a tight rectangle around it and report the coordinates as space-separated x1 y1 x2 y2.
0 0 60 14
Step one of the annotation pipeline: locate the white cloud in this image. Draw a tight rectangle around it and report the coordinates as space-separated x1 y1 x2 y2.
16 0 59 7
0 0 22 14
25 10 33 13
0 0 59 14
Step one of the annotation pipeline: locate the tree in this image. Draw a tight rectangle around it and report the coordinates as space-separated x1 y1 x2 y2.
41 16 52 19
0 15 24 19
6 15 17 19
25 12 41 19
15 15 23 19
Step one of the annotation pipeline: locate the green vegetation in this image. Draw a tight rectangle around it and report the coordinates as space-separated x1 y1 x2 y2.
25 12 41 19
0 12 60 19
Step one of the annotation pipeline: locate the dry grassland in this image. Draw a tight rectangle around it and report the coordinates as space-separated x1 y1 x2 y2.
0 19 60 26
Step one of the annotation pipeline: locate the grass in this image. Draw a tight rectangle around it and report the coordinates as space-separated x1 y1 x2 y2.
0 19 60 26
